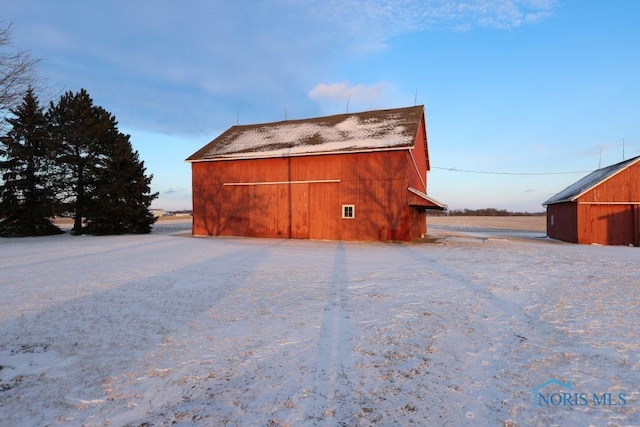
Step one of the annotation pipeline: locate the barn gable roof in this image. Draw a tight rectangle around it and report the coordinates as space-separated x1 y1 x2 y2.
543 156 640 205
186 105 425 161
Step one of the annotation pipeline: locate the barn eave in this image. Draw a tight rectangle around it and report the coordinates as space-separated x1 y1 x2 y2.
408 187 447 210
185 145 417 163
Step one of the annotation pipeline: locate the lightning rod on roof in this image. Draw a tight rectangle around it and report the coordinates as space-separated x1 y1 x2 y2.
346 92 351 113
236 107 239 125
623 138 625 161
599 148 602 169
284 101 288 121
414 89 418 106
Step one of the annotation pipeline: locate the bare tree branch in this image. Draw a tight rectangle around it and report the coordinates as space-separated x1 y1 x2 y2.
0 21 40 118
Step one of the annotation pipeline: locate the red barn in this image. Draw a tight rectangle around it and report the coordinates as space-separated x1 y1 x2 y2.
186 105 446 241
543 156 640 246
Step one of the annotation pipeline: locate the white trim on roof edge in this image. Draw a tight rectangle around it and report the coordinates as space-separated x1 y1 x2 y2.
408 187 448 209
543 156 640 206
578 201 640 205
566 157 640 202
185 145 416 163
408 149 426 191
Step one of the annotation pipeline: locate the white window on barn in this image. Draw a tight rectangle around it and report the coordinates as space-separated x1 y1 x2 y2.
342 204 355 219
550 214 554 226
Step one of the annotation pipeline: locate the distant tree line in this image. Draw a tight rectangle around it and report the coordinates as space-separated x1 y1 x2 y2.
0 22 157 237
431 208 545 217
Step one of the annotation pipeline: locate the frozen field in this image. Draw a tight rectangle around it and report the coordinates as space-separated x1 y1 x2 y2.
427 215 546 240
1 218 639 426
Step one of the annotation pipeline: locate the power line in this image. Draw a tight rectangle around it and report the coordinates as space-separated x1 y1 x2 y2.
432 166 593 176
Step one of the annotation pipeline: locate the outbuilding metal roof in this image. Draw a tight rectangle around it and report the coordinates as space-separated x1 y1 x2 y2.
186 105 425 161
543 156 640 205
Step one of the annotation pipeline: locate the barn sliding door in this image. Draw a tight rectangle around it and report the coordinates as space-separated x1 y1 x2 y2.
586 204 635 246
290 184 309 239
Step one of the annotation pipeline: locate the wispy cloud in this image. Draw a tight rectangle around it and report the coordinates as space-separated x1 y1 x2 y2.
314 0 558 45
305 1 557 111
164 188 186 195
308 82 390 113
6 0 558 136
577 142 623 158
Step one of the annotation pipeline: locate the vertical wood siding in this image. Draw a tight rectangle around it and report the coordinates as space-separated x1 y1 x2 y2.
191 150 420 241
547 202 578 243
579 162 640 204
409 207 427 240
408 116 429 192
577 203 637 246
547 162 640 245
577 162 640 246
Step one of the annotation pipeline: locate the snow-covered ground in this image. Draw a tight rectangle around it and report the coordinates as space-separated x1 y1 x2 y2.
1 219 639 426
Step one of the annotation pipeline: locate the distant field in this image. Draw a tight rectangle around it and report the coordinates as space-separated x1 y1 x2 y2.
53 215 193 234
157 215 193 221
428 215 546 232
54 215 192 225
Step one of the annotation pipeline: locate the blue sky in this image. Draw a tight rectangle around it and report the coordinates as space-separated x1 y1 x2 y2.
4 0 639 211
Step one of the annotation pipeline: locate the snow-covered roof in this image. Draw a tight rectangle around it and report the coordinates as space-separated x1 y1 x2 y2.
543 156 640 205
186 106 425 161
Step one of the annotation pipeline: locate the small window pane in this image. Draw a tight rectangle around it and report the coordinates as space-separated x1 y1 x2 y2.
342 204 355 219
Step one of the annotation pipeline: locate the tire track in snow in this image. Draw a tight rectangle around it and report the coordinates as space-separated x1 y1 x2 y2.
305 242 356 425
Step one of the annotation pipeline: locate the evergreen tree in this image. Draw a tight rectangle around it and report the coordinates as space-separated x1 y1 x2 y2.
84 132 158 234
48 88 157 235
47 89 111 234
0 88 62 236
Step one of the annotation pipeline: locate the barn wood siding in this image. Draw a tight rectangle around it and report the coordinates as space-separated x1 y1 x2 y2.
579 162 640 203
402 114 431 240
575 161 640 245
547 202 577 243
635 205 640 247
577 203 639 246
309 182 340 239
409 207 427 240
191 150 415 241
408 117 428 192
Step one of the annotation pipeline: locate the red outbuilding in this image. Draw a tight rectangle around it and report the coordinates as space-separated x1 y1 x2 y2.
543 156 640 246
186 105 446 241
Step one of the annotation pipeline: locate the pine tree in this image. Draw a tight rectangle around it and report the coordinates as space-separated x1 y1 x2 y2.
84 132 158 234
47 89 111 234
0 88 62 237
48 88 158 235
